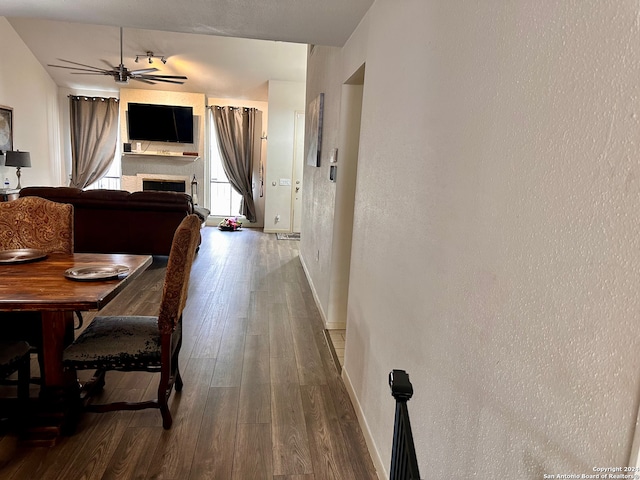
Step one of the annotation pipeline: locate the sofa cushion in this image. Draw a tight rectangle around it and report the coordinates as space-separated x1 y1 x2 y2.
19 187 198 255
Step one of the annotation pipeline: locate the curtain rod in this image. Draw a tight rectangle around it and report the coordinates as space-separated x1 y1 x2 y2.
68 95 119 102
208 105 257 112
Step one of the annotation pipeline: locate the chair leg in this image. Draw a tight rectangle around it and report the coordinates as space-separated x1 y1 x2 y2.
158 380 173 430
93 369 106 391
35 351 45 385
172 335 183 392
17 354 30 437
175 368 183 392
78 369 105 397
17 356 29 402
61 372 82 435
173 351 183 392
158 367 173 430
160 402 173 430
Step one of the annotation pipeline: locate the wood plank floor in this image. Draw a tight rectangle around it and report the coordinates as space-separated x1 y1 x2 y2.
0 227 378 480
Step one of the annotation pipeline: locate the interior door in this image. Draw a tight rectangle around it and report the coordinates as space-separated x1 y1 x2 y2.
292 110 305 233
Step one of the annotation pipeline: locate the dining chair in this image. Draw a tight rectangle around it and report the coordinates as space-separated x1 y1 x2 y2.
0 195 74 253
0 341 32 429
0 196 74 382
62 214 201 429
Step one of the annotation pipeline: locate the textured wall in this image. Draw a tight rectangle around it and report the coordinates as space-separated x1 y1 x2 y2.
299 45 343 321
304 1 640 477
263 80 306 232
0 18 60 186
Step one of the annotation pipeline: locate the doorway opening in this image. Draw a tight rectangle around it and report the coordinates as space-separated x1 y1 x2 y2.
325 63 365 346
291 111 305 233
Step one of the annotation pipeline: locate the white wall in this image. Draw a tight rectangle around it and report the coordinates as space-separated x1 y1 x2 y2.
325 81 362 330
263 80 306 233
0 18 61 187
118 88 205 201
303 1 640 478
299 47 343 320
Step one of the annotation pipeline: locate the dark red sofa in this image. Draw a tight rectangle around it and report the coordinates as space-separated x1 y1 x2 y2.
19 187 200 255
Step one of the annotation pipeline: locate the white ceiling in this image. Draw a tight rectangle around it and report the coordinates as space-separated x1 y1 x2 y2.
2 0 373 100
7 18 306 100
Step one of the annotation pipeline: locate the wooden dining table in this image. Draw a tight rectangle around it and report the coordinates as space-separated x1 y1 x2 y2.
0 252 152 387
0 251 152 440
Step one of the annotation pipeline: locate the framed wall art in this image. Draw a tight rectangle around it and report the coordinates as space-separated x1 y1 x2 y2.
0 106 13 154
306 93 324 167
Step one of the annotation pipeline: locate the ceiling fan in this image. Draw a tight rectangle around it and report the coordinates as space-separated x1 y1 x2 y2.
48 27 187 85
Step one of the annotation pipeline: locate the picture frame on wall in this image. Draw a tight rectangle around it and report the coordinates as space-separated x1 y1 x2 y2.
0 106 13 154
306 93 324 167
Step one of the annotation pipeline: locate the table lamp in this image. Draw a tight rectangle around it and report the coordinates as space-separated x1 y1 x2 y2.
5 150 31 189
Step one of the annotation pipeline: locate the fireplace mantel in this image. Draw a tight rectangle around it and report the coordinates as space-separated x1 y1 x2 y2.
122 173 191 193
122 152 199 162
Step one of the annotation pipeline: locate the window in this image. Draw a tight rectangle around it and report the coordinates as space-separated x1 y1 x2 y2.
209 123 242 216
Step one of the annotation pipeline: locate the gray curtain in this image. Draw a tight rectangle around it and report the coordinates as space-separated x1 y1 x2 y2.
212 106 257 222
69 96 119 189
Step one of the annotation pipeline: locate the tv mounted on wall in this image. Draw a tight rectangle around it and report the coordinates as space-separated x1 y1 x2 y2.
127 103 194 143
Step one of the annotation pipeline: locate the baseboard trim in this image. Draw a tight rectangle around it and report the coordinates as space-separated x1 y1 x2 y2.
299 252 329 327
342 367 387 480
325 321 346 330
322 329 342 374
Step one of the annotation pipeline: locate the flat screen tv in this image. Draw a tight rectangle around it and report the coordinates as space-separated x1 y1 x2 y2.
127 103 194 143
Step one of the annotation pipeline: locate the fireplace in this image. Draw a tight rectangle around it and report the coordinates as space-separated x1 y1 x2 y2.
122 174 190 194
143 179 186 193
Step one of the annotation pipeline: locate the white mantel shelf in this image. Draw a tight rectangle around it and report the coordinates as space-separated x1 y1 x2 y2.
122 152 200 162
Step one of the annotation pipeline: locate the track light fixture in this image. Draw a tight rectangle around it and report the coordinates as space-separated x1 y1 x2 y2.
134 51 167 65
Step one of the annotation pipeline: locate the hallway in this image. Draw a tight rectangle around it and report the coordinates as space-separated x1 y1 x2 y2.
0 226 377 479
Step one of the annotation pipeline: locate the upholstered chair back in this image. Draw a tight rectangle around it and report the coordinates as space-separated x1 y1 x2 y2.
157 214 201 335
0 196 73 254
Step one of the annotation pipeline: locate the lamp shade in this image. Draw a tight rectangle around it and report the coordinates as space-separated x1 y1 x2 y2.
5 151 31 168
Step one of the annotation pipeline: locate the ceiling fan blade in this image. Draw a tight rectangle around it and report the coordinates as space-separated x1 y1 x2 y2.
131 78 157 85
152 78 184 85
69 72 115 76
142 78 186 85
48 64 111 74
130 68 158 75
49 59 109 72
141 74 188 80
